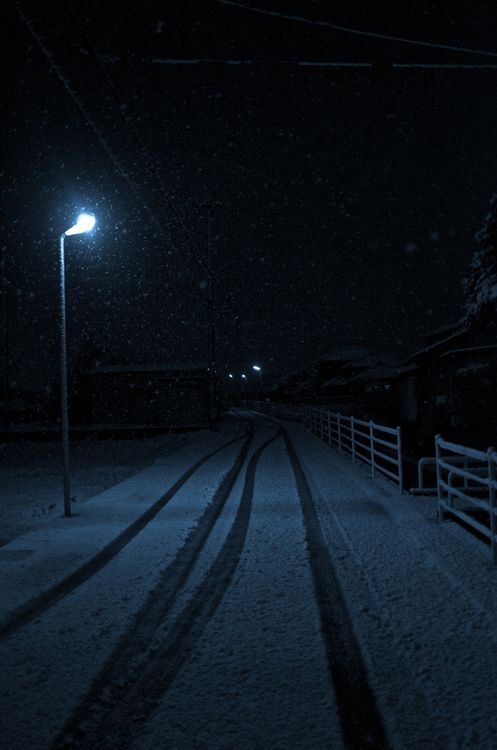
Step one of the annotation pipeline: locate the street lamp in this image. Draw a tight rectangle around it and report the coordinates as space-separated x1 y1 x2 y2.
252 364 262 399
60 213 96 517
65 214 96 236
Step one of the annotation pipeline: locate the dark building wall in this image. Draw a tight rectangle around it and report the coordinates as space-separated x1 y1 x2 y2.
88 369 208 426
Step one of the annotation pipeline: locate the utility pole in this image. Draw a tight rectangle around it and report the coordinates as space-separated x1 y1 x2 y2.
207 211 217 427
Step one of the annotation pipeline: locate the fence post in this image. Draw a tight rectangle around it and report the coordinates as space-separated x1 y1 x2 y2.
435 435 444 521
447 471 455 510
396 425 403 493
351 416 355 463
327 411 331 445
488 448 497 565
337 413 342 453
319 410 324 439
417 458 424 491
370 421 375 478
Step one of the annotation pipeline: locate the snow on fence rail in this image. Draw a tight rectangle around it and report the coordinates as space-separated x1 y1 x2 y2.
411 455 473 496
305 408 403 492
435 435 497 563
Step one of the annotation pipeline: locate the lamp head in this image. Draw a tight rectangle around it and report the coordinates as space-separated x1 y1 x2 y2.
65 213 96 236
252 365 261 372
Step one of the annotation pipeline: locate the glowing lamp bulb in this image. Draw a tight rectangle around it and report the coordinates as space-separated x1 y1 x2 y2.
65 213 96 236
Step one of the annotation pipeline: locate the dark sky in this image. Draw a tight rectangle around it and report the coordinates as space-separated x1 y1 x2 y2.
2 0 497 388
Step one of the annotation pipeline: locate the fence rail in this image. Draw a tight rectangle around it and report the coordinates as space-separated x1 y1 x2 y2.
305 408 403 492
435 435 497 563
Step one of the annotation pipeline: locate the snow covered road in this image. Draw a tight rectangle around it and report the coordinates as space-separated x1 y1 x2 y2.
126 433 344 750
2 413 497 749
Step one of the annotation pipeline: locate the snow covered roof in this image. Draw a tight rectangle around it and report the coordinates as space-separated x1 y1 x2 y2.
403 325 469 364
422 319 465 340
89 363 208 375
268 366 313 390
313 345 371 363
320 353 401 388
440 343 497 357
346 364 416 384
455 363 490 376
270 345 375 391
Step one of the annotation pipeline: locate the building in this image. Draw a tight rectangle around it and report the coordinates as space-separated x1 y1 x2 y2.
86 363 209 427
266 345 371 406
398 320 497 452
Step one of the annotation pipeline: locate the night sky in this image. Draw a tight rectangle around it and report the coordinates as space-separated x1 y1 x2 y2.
2 0 497 389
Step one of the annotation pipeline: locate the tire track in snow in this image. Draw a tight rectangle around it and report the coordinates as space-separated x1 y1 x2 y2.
53 427 279 749
0 429 249 643
284 429 390 750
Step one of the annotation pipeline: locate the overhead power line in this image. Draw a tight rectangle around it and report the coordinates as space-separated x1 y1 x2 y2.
15 2 166 237
61 45 497 71
83 1 226 286
147 57 497 70
216 0 497 60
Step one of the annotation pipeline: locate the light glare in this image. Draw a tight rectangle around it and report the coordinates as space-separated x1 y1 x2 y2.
65 213 96 236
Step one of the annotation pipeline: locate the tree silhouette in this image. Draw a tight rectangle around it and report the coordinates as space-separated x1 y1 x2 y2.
464 193 497 327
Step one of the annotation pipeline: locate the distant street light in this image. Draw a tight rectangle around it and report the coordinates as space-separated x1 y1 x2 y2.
241 374 247 380
60 213 96 517
251 364 262 399
228 373 234 379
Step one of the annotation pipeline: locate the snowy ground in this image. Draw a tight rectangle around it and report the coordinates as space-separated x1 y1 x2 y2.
1 413 497 749
131 437 343 750
291 422 497 749
0 432 194 545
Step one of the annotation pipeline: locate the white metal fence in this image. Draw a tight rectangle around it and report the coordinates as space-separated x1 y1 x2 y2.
305 408 404 492
435 435 497 563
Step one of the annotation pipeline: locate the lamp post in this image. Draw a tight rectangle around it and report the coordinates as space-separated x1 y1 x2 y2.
252 365 262 400
60 213 96 517
240 373 247 400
